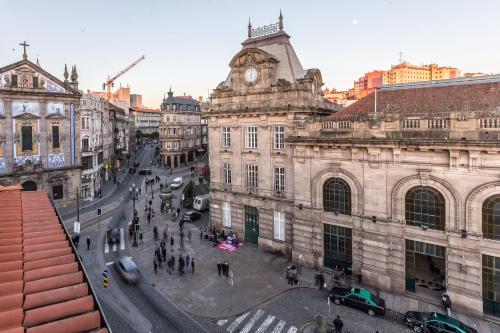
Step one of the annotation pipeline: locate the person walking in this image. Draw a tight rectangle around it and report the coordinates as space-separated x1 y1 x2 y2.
153 259 158 274
170 236 174 251
153 225 158 240
178 254 185 276
86 237 91 251
191 258 195 274
169 255 175 274
161 246 167 263
163 225 168 240
199 228 203 240
217 260 222 276
147 212 151 224
187 230 192 243
185 255 191 271
333 316 343 333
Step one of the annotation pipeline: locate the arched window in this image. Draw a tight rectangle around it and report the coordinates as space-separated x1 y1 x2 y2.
323 178 351 215
405 186 445 230
483 195 500 240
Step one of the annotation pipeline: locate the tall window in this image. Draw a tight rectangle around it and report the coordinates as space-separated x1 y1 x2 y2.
483 195 500 240
483 254 500 317
81 156 93 170
223 162 232 185
21 126 33 151
273 125 285 149
245 126 258 149
12 75 18 87
274 167 285 196
82 138 89 150
274 211 285 241
222 202 231 227
323 178 351 215
405 186 445 231
222 126 231 147
245 164 258 190
52 126 60 149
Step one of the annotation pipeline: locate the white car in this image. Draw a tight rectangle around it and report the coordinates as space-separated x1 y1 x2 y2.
170 177 183 189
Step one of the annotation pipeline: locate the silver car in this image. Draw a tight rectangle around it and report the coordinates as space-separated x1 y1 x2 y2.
114 256 140 284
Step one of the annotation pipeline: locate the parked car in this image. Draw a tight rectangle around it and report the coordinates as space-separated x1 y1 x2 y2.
404 312 478 333
106 227 120 245
182 210 202 222
170 177 183 189
129 167 136 174
114 256 140 284
139 168 152 175
193 194 209 211
329 287 385 316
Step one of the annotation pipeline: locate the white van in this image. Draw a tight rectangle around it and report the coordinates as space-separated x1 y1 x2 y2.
193 194 209 211
170 177 183 189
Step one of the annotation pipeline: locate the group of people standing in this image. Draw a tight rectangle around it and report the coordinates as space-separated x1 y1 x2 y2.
216 260 230 277
154 240 195 276
285 264 299 285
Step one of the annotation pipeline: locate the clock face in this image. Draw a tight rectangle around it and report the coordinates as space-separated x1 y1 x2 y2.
244 67 258 84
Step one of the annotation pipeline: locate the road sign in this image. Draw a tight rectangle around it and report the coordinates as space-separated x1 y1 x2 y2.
73 222 80 235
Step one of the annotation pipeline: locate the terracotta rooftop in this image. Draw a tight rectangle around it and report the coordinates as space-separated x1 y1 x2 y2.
0 188 109 333
329 75 500 121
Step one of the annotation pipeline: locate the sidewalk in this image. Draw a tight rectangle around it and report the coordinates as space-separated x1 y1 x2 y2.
127 189 500 332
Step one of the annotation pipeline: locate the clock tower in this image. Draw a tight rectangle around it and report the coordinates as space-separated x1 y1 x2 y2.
207 14 339 257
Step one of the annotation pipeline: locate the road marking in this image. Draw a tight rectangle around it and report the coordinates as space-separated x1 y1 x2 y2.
217 320 228 326
226 312 250 333
256 315 275 333
112 242 117 252
287 326 298 333
270 320 286 333
240 309 265 333
120 228 125 250
104 240 109 254
106 261 114 266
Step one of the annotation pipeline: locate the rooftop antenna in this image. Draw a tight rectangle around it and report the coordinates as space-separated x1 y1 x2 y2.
399 51 403 64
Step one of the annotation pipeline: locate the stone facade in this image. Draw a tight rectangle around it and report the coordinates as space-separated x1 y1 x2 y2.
79 94 105 199
159 88 203 168
207 16 500 319
0 51 81 203
129 107 160 135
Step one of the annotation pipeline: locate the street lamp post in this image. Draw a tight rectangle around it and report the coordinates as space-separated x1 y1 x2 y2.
131 183 139 247
298 254 303 275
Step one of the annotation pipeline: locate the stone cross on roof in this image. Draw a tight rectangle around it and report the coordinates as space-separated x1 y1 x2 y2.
19 41 30 60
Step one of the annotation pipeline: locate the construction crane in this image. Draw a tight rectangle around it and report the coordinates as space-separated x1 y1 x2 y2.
102 55 145 99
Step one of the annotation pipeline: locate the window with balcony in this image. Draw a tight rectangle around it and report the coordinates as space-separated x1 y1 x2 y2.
82 137 89 151
274 167 285 197
245 126 258 149
223 162 231 185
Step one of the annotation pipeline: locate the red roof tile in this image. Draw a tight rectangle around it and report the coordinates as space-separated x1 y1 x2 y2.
0 189 109 333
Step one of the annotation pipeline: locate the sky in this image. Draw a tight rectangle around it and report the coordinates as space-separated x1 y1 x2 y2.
2 0 499 108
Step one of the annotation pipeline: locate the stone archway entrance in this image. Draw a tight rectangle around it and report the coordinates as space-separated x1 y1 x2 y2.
405 239 446 299
22 181 37 191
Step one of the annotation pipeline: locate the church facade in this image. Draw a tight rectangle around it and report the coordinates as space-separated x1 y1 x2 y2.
207 17 500 319
0 45 81 203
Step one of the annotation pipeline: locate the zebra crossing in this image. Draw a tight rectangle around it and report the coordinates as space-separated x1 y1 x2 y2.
104 228 125 253
217 309 297 333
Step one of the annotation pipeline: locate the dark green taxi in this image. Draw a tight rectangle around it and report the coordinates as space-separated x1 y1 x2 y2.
404 312 478 333
329 287 386 316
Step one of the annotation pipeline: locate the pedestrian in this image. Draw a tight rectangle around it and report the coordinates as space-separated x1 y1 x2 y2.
217 260 222 276
147 212 151 224
177 207 180 215
178 254 185 276
170 236 174 251
199 228 203 240
161 246 167 263
225 261 230 277
187 230 192 243
333 316 343 333
191 258 195 274
222 261 227 277
169 255 175 274
86 237 91 251
153 259 158 274
286 266 293 285
153 225 158 240
139 188 142 195
185 254 191 271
